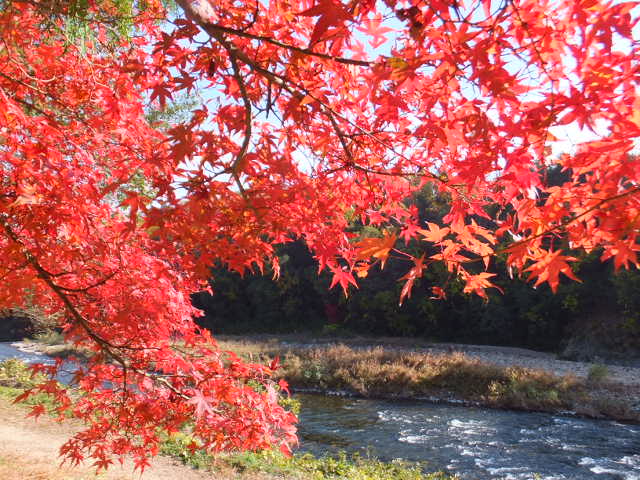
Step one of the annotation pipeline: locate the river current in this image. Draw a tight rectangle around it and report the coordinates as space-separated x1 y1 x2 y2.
1 343 638 479
297 394 639 479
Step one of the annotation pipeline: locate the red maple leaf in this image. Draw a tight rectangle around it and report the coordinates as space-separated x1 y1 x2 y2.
525 250 580 293
329 266 358 296
299 0 352 45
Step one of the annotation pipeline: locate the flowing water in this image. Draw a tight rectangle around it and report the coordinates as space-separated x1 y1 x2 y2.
296 394 640 480
0 342 54 365
1 343 638 479
0 342 79 387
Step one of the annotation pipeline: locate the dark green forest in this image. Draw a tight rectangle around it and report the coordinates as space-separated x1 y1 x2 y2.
193 183 640 359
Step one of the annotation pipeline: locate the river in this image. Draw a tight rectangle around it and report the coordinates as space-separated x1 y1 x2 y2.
0 342 55 365
296 393 639 480
1 343 638 479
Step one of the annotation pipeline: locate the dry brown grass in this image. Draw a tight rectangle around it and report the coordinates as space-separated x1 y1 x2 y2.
280 345 577 404
25 334 639 421
215 339 639 421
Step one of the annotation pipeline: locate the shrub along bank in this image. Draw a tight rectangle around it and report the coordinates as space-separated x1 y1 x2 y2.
161 434 454 480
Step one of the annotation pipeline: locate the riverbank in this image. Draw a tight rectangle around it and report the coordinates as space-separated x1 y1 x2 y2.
15 333 640 422
215 334 640 383
0 394 454 480
4 339 639 479
215 336 640 422
0 357 455 480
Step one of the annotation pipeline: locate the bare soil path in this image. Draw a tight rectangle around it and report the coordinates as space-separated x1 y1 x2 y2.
0 398 275 480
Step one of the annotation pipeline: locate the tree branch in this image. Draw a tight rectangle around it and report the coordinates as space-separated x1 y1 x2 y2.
175 0 448 188
0 215 128 368
174 0 371 67
200 23 372 66
215 34 253 197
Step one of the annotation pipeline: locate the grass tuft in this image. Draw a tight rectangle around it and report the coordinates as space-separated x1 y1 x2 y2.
160 435 457 480
587 363 609 384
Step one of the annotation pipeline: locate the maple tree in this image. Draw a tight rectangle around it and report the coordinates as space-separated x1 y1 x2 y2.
1 0 639 470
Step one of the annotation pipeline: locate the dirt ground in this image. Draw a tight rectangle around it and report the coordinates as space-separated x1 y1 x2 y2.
0 398 277 480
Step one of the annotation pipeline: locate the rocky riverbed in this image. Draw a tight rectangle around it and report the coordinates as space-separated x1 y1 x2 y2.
418 343 640 386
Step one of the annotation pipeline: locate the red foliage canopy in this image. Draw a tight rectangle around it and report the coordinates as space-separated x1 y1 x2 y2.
0 0 638 469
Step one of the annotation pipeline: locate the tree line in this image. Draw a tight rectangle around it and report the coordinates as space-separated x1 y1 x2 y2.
194 184 640 357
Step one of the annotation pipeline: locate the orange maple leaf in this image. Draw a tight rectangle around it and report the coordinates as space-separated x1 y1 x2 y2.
418 222 450 243
399 254 426 305
354 232 397 268
462 272 503 299
600 241 639 271
10 183 41 208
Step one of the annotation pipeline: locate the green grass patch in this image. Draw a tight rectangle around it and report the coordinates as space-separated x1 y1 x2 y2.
160 432 456 480
0 358 43 389
587 363 609 384
224 450 455 480
159 432 213 469
0 359 62 412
